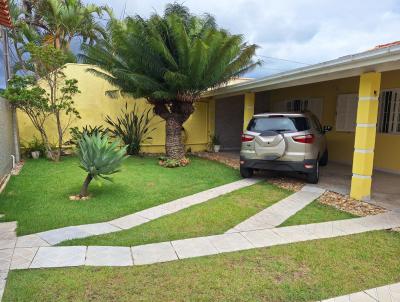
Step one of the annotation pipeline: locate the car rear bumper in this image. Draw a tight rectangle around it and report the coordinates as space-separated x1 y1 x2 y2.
240 157 316 173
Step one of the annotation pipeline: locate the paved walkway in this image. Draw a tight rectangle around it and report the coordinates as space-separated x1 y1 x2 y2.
6 212 400 270
14 178 262 247
0 222 16 299
226 185 325 233
320 282 400 301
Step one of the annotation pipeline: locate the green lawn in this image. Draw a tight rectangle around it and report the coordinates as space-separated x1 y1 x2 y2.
4 231 400 301
60 182 290 246
280 200 357 227
0 156 240 235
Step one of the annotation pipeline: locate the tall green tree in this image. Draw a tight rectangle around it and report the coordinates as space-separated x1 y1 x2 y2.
81 3 261 162
22 0 108 50
7 0 109 74
27 43 81 160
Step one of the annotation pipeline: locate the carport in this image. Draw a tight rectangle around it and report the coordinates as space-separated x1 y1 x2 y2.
203 43 400 204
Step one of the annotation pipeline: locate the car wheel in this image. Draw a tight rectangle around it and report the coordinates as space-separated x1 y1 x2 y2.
319 150 328 166
240 166 254 178
306 161 319 184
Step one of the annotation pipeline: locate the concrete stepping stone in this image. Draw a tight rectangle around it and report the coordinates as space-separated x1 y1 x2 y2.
241 228 287 248
16 234 51 248
320 281 400 301
0 222 16 233
30 246 86 268
109 214 149 230
37 227 93 245
208 233 254 253
131 242 178 265
227 185 325 233
0 239 16 250
171 237 219 259
85 246 133 266
76 223 121 236
0 249 13 272
10 247 38 270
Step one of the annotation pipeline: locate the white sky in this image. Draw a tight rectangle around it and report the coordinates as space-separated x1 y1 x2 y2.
2 0 400 85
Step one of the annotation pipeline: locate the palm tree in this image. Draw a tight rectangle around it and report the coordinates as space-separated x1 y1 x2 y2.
81 4 261 162
18 0 108 51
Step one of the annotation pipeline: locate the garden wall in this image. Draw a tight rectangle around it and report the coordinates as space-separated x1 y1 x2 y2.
0 97 15 180
17 64 211 154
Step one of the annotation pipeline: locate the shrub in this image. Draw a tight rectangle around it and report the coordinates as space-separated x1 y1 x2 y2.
75 133 127 198
23 137 47 158
159 156 190 168
105 103 156 156
68 125 108 147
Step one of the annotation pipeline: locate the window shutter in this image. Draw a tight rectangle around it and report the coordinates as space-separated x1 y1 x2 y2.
336 94 358 132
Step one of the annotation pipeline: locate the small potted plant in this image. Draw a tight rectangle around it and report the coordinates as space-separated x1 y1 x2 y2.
27 137 44 159
211 134 221 153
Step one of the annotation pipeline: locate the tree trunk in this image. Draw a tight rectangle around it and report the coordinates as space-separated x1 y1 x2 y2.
55 112 63 161
79 174 93 198
39 130 55 161
165 116 185 160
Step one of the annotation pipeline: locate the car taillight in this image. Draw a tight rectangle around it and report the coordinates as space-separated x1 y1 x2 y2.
293 134 315 144
241 134 254 142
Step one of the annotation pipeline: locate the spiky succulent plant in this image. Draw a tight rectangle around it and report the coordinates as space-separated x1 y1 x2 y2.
76 133 127 198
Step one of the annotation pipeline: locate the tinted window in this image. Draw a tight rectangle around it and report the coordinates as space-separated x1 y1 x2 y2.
247 116 310 133
310 116 323 132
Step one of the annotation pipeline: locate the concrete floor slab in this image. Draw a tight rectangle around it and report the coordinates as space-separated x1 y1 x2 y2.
16 234 50 248
241 228 287 247
131 242 178 265
171 237 219 259
30 246 86 268
76 223 121 236
37 227 92 245
10 247 38 270
85 246 133 266
109 214 150 230
208 233 254 253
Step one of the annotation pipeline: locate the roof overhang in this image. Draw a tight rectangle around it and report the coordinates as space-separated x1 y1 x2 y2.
204 45 400 99
0 0 12 28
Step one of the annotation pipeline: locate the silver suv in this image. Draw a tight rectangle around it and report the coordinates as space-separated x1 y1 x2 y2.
240 112 331 183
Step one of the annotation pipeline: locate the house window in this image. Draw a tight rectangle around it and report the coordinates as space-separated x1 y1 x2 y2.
335 94 358 132
272 98 323 120
378 90 400 134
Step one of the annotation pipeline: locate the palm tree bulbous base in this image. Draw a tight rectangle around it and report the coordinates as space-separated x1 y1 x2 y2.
165 116 186 161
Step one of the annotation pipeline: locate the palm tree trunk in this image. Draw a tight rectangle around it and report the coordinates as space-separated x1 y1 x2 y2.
79 174 93 198
165 116 185 160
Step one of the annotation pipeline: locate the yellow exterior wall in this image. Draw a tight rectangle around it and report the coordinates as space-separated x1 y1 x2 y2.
264 71 400 173
18 64 210 153
243 92 255 131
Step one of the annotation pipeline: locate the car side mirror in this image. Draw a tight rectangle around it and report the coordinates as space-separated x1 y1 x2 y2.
323 125 332 133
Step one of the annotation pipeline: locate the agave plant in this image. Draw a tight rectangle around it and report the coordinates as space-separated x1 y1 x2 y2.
76 133 127 198
105 103 156 155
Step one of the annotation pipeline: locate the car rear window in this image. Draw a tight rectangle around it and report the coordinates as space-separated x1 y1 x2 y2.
247 116 310 133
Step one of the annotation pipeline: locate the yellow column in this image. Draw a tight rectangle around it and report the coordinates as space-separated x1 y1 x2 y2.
350 72 381 201
243 92 255 131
